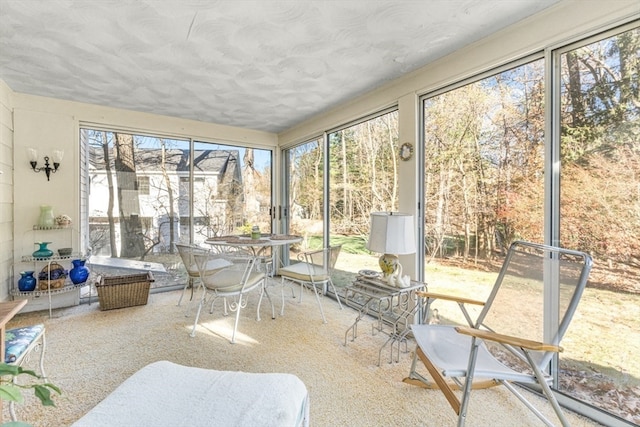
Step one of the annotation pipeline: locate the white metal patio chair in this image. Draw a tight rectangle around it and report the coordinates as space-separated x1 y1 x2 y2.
190 251 275 343
403 241 592 427
176 243 232 306
279 244 343 323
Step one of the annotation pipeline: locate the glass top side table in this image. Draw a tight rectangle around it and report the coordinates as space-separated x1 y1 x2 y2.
343 275 426 364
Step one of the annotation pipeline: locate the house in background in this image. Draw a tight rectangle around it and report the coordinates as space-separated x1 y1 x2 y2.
87 145 245 257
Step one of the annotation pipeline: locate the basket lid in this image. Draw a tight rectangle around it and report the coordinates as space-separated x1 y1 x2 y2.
40 262 65 272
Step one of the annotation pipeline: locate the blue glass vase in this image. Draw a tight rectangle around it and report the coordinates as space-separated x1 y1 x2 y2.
18 271 37 291
69 259 90 284
32 242 53 258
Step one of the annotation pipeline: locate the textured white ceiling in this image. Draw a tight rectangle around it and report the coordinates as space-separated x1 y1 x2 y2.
0 0 560 133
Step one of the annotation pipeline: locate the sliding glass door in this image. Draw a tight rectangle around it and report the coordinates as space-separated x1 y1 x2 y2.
191 141 273 239
283 137 324 249
282 110 399 289
327 110 400 282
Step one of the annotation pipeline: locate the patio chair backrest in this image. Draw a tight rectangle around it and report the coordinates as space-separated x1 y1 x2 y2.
175 243 209 277
476 240 592 369
303 244 342 275
193 252 260 293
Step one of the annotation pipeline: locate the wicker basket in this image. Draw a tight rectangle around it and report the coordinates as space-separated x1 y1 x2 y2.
39 262 67 290
95 272 153 311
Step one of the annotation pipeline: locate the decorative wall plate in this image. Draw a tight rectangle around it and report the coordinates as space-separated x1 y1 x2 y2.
400 142 413 161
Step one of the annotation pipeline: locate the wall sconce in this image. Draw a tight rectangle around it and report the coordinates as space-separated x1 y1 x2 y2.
28 148 64 181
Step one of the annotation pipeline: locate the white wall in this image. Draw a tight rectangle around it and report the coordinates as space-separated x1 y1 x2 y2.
0 80 14 300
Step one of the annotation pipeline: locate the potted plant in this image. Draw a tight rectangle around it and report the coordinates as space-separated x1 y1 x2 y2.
0 363 60 427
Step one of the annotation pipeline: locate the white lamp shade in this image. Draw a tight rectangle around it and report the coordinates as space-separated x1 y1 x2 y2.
52 150 64 163
27 148 38 163
366 212 416 255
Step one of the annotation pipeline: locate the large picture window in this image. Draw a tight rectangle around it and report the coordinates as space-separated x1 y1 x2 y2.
420 23 639 425
557 25 639 423
423 58 545 262
81 129 273 291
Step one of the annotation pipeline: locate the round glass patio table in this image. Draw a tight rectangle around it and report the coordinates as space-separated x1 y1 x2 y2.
204 234 303 273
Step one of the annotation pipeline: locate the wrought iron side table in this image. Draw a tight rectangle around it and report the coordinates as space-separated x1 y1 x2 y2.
343 275 426 364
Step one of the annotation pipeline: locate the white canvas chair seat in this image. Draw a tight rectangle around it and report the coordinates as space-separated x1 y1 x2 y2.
413 324 549 384
185 259 231 277
279 245 343 323
404 241 592 427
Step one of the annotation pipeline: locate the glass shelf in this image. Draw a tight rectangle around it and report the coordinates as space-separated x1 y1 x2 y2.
32 225 72 231
15 226 83 317
21 253 83 263
10 282 85 298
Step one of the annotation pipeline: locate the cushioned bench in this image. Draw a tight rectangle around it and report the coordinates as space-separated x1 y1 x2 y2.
71 360 310 427
5 324 46 365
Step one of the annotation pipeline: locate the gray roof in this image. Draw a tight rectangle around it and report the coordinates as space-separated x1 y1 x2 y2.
89 147 240 174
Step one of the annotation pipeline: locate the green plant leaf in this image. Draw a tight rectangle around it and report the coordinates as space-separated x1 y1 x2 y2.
13 368 38 379
0 365 21 377
33 385 58 407
1 421 33 427
0 365 39 380
42 383 61 395
0 363 60 426
0 384 25 403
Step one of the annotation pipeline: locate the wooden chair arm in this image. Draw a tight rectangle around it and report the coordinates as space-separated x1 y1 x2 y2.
416 291 485 306
455 326 563 352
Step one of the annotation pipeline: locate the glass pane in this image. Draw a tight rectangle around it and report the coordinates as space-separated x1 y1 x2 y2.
422 59 545 322
328 111 400 288
286 137 324 247
192 141 273 238
83 129 189 290
559 27 640 424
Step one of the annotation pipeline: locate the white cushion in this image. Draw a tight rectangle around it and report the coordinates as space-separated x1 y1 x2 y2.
205 270 265 292
280 262 328 282
71 360 310 427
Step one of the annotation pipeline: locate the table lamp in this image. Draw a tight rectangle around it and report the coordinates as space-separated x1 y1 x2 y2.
366 212 416 277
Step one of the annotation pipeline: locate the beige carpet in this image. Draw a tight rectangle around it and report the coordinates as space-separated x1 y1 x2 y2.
5 284 601 427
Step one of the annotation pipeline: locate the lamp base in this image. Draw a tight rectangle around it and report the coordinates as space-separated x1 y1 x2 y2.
379 253 399 277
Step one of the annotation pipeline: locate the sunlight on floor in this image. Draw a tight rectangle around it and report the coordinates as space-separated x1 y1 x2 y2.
186 319 260 346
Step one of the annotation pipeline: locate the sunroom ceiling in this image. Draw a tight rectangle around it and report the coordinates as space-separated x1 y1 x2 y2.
0 0 560 134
